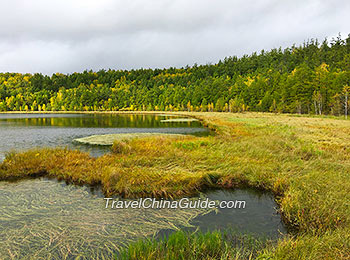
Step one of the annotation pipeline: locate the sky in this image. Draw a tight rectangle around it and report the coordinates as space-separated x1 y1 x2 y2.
0 0 349 74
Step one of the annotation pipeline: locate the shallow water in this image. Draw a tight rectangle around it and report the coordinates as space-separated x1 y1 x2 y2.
0 113 207 160
0 179 286 259
188 189 286 238
0 178 211 259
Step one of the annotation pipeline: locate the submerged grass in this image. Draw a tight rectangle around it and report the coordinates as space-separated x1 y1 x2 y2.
1 111 350 259
0 178 213 260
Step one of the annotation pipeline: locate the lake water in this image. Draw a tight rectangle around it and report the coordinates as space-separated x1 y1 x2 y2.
0 113 207 161
186 189 286 237
0 113 287 259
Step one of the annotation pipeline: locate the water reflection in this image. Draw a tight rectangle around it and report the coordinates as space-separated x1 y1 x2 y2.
0 113 203 128
0 113 209 160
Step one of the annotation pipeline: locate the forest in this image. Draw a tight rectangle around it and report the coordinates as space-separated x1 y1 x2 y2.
1 34 350 115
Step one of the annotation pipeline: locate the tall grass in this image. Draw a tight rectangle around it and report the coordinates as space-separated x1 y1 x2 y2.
117 230 264 260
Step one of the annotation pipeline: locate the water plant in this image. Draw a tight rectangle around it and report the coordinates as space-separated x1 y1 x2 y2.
0 178 212 259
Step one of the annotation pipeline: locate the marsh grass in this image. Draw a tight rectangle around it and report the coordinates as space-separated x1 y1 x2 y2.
259 228 350 260
117 230 265 260
1 112 350 259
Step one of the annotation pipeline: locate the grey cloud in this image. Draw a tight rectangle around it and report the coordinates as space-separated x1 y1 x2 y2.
0 0 349 74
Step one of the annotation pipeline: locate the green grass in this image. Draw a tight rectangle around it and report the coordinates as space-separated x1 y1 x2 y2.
117 230 264 260
1 111 350 259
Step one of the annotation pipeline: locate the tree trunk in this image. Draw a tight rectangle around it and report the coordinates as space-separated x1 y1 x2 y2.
314 100 317 115
345 93 348 119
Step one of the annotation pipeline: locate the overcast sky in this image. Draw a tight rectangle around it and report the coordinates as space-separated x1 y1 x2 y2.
0 0 349 74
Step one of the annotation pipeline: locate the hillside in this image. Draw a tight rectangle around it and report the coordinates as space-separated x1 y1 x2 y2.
1 34 350 115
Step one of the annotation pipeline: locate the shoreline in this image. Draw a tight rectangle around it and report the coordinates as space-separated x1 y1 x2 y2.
0 110 349 121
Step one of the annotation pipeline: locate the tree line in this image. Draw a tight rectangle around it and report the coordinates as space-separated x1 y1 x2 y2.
1 34 350 116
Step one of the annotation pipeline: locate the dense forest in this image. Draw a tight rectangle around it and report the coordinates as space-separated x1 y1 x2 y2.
1 34 350 115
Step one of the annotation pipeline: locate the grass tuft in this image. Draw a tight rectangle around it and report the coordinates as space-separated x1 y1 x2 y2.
117 230 264 260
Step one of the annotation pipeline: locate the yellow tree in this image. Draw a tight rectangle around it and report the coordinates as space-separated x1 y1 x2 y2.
187 101 191 112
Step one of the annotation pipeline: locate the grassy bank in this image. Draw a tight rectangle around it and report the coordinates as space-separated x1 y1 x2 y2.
1 112 349 259
117 230 265 260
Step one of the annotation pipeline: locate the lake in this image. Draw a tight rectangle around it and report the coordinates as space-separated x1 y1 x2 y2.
0 113 287 259
0 113 207 160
